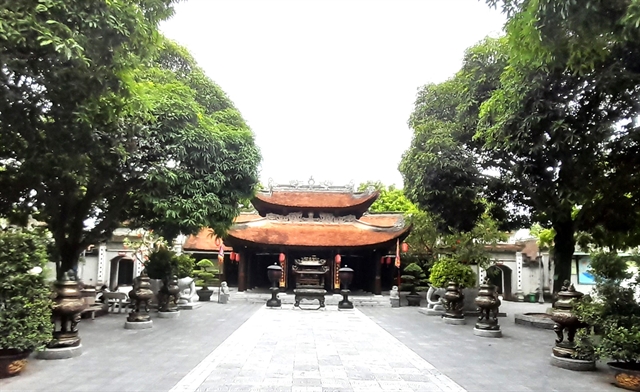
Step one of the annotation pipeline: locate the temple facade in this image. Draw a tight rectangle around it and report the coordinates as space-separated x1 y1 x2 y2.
183 180 412 294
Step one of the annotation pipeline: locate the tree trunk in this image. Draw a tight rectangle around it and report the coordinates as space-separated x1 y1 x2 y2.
57 241 83 281
552 219 575 293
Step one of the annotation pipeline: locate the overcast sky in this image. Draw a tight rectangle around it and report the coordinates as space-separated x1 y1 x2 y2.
160 0 506 188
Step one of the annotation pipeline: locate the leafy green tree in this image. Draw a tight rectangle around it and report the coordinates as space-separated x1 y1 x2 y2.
358 182 418 213
0 2 260 280
402 31 640 291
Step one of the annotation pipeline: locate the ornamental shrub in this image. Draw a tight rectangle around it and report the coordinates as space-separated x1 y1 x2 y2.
400 262 429 294
575 252 640 363
194 259 219 290
0 228 54 351
145 248 194 281
429 257 476 288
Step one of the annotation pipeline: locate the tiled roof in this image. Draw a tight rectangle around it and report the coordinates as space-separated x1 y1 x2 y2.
182 228 231 252
226 218 409 247
253 190 379 210
183 213 410 250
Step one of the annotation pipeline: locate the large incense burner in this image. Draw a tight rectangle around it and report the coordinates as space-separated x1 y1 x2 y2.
292 256 329 309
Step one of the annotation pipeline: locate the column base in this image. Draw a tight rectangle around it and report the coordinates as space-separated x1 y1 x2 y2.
550 354 595 371
125 320 153 330
36 344 82 360
473 328 502 338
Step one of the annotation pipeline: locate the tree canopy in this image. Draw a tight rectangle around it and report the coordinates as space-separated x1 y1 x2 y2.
401 2 640 291
0 1 261 279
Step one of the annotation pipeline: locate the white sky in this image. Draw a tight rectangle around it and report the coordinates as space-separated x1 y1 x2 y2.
160 0 506 188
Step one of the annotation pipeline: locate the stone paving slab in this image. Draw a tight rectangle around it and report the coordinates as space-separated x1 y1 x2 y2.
170 306 466 392
0 302 262 392
361 301 619 392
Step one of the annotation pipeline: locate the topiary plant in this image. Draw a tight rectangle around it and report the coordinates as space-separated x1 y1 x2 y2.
575 251 640 365
401 262 429 294
0 228 54 352
429 257 476 288
193 259 219 290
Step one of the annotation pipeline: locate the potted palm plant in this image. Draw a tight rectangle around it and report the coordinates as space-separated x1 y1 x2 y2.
575 252 640 391
194 259 219 301
401 262 429 306
0 228 53 378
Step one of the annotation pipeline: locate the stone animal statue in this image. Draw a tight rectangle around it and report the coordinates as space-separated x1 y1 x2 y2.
177 277 197 304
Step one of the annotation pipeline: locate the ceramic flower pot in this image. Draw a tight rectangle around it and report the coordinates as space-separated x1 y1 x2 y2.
0 349 31 378
609 362 640 391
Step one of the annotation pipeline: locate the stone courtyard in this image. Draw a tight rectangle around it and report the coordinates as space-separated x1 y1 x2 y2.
0 298 619 392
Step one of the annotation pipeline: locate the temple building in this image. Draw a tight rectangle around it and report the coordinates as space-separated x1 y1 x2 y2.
183 180 412 294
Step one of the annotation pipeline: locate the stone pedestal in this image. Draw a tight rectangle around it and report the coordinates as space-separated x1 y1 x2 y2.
390 298 400 308
549 354 595 371
36 345 83 360
158 310 180 318
443 317 466 325
338 289 353 309
178 302 202 310
125 320 153 330
474 328 502 338
267 286 281 307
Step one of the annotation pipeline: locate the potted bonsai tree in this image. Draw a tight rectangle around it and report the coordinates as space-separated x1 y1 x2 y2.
0 228 54 378
401 262 429 306
194 259 220 301
575 251 640 391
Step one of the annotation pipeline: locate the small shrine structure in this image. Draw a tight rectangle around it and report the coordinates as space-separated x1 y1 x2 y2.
184 178 411 294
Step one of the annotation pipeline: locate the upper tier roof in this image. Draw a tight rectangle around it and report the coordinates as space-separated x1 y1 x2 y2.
251 178 380 217
252 190 379 215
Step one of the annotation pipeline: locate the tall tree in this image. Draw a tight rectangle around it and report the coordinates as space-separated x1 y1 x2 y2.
402 11 640 291
0 2 261 279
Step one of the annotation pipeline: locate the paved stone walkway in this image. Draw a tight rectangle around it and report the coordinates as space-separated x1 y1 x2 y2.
172 306 465 392
0 299 621 392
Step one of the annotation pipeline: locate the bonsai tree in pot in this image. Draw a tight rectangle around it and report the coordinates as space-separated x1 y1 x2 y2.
0 228 54 378
193 259 220 301
575 251 640 391
401 262 429 306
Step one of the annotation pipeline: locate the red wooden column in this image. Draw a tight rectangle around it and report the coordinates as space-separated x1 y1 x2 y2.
238 250 246 292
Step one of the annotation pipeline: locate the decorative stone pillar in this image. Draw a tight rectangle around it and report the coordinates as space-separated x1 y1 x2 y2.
125 271 153 329
442 281 465 325
473 279 502 337
515 252 525 301
38 270 87 359
97 244 107 284
549 281 594 370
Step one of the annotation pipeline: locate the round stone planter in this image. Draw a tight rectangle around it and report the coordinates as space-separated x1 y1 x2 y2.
124 320 153 330
406 294 422 307
197 289 213 302
0 349 31 378
609 362 640 391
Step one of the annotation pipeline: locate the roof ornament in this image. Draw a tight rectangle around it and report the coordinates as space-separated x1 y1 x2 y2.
308 176 315 187
366 185 376 194
347 180 355 193
267 178 274 194
289 179 300 188
320 180 332 189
